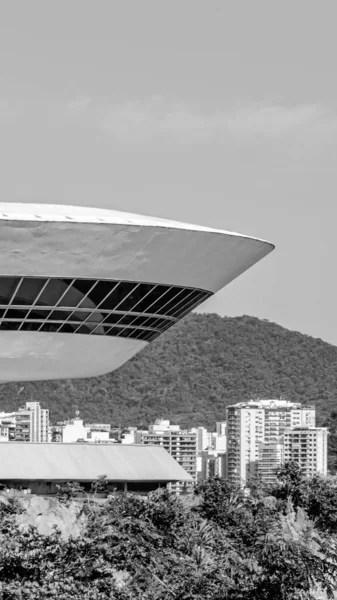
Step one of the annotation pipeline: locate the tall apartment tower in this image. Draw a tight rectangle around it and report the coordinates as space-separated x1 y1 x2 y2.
24 402 49 443
141 420 197 494
226 401 264 483
226 399 317 485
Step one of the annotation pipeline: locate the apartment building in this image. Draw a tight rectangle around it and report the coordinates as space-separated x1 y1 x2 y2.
52 415 113 443
24 402 49 443
197 450 226 482
258 440 284 485
283 426 328 477
140 419 197 494
0 402 49 443
226 399 318 485
0 414 16 442
226 401 264 484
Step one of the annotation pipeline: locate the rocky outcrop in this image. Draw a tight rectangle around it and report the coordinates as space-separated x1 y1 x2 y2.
16 495 88 540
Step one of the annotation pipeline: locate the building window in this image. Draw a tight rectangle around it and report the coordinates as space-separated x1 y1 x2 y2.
0 276 211 342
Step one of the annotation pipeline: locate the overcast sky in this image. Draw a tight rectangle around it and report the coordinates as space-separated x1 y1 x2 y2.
0 1 336 344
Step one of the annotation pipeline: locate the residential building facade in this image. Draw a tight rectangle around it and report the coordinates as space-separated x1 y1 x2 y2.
283 426 328 477
0 402 49 443
24 402 49 443
140 420 197 494
226 399 321 484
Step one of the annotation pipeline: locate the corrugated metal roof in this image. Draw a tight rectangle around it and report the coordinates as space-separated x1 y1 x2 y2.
0 443 192 482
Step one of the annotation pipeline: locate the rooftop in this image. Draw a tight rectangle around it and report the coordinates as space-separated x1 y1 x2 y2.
0 443 193 482
0 203 273 246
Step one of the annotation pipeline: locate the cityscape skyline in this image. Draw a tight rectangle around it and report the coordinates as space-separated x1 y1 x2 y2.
0 397 328 493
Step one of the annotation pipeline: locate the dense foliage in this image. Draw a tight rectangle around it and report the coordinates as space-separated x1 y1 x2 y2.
0 313 336 430
1 467 337 599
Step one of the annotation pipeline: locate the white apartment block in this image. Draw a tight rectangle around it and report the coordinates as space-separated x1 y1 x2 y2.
226 401 264 483
226 399 320 485
25 402 49 443
283 426 328 477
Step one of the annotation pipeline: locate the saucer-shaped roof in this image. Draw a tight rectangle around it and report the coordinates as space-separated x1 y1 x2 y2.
0 203 274 382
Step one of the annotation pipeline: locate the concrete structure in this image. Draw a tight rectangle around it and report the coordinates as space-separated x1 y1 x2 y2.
258 441 285 485
216 421 227 437
141 420 197 494
195 427 209 451
62 416 90 443
283 426 328 477
226 399 317 484
197 450 226 482
0 203 273 383
24 401 49 443
213 433 227 451
0 442 192 495
0 402 49 443
149 420 180 433
0 413 16 442
50 415 114 444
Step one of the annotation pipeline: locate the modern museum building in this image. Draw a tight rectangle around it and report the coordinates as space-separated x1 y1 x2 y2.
0 203 274 383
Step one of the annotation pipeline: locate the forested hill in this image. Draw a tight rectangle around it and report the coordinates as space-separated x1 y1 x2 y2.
0 313 336 428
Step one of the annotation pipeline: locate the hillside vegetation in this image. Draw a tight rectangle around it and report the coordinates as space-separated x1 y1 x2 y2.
0 313 336 428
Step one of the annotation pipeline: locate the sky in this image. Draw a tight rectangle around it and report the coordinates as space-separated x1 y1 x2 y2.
0 1 336 344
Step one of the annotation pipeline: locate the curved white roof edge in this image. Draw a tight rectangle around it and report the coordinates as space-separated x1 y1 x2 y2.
0 203 274 248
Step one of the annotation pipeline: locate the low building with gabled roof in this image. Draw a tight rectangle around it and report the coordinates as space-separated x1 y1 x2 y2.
0 442 192 496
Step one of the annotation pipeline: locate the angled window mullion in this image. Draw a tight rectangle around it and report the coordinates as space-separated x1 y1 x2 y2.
95 282 121 310
54 279 77 308
110 282 141 312
106 323 161 337
165 289 199 318
17 278 51 331
71 280 116 334
36 279 77 333
85 281 123 335
85 282 127 335
170 290 209 319
121 283 157 314
141 286 172 313
133 287 185 336
158 291 207 336
85 312 112 335
88 283 143 336
155 287 188 316
116 286 174 338
109 283 142 336
1 278 24 322
114 284 159 337
60 280 99 332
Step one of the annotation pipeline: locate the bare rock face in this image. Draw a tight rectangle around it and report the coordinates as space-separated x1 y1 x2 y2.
16 495 88 540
